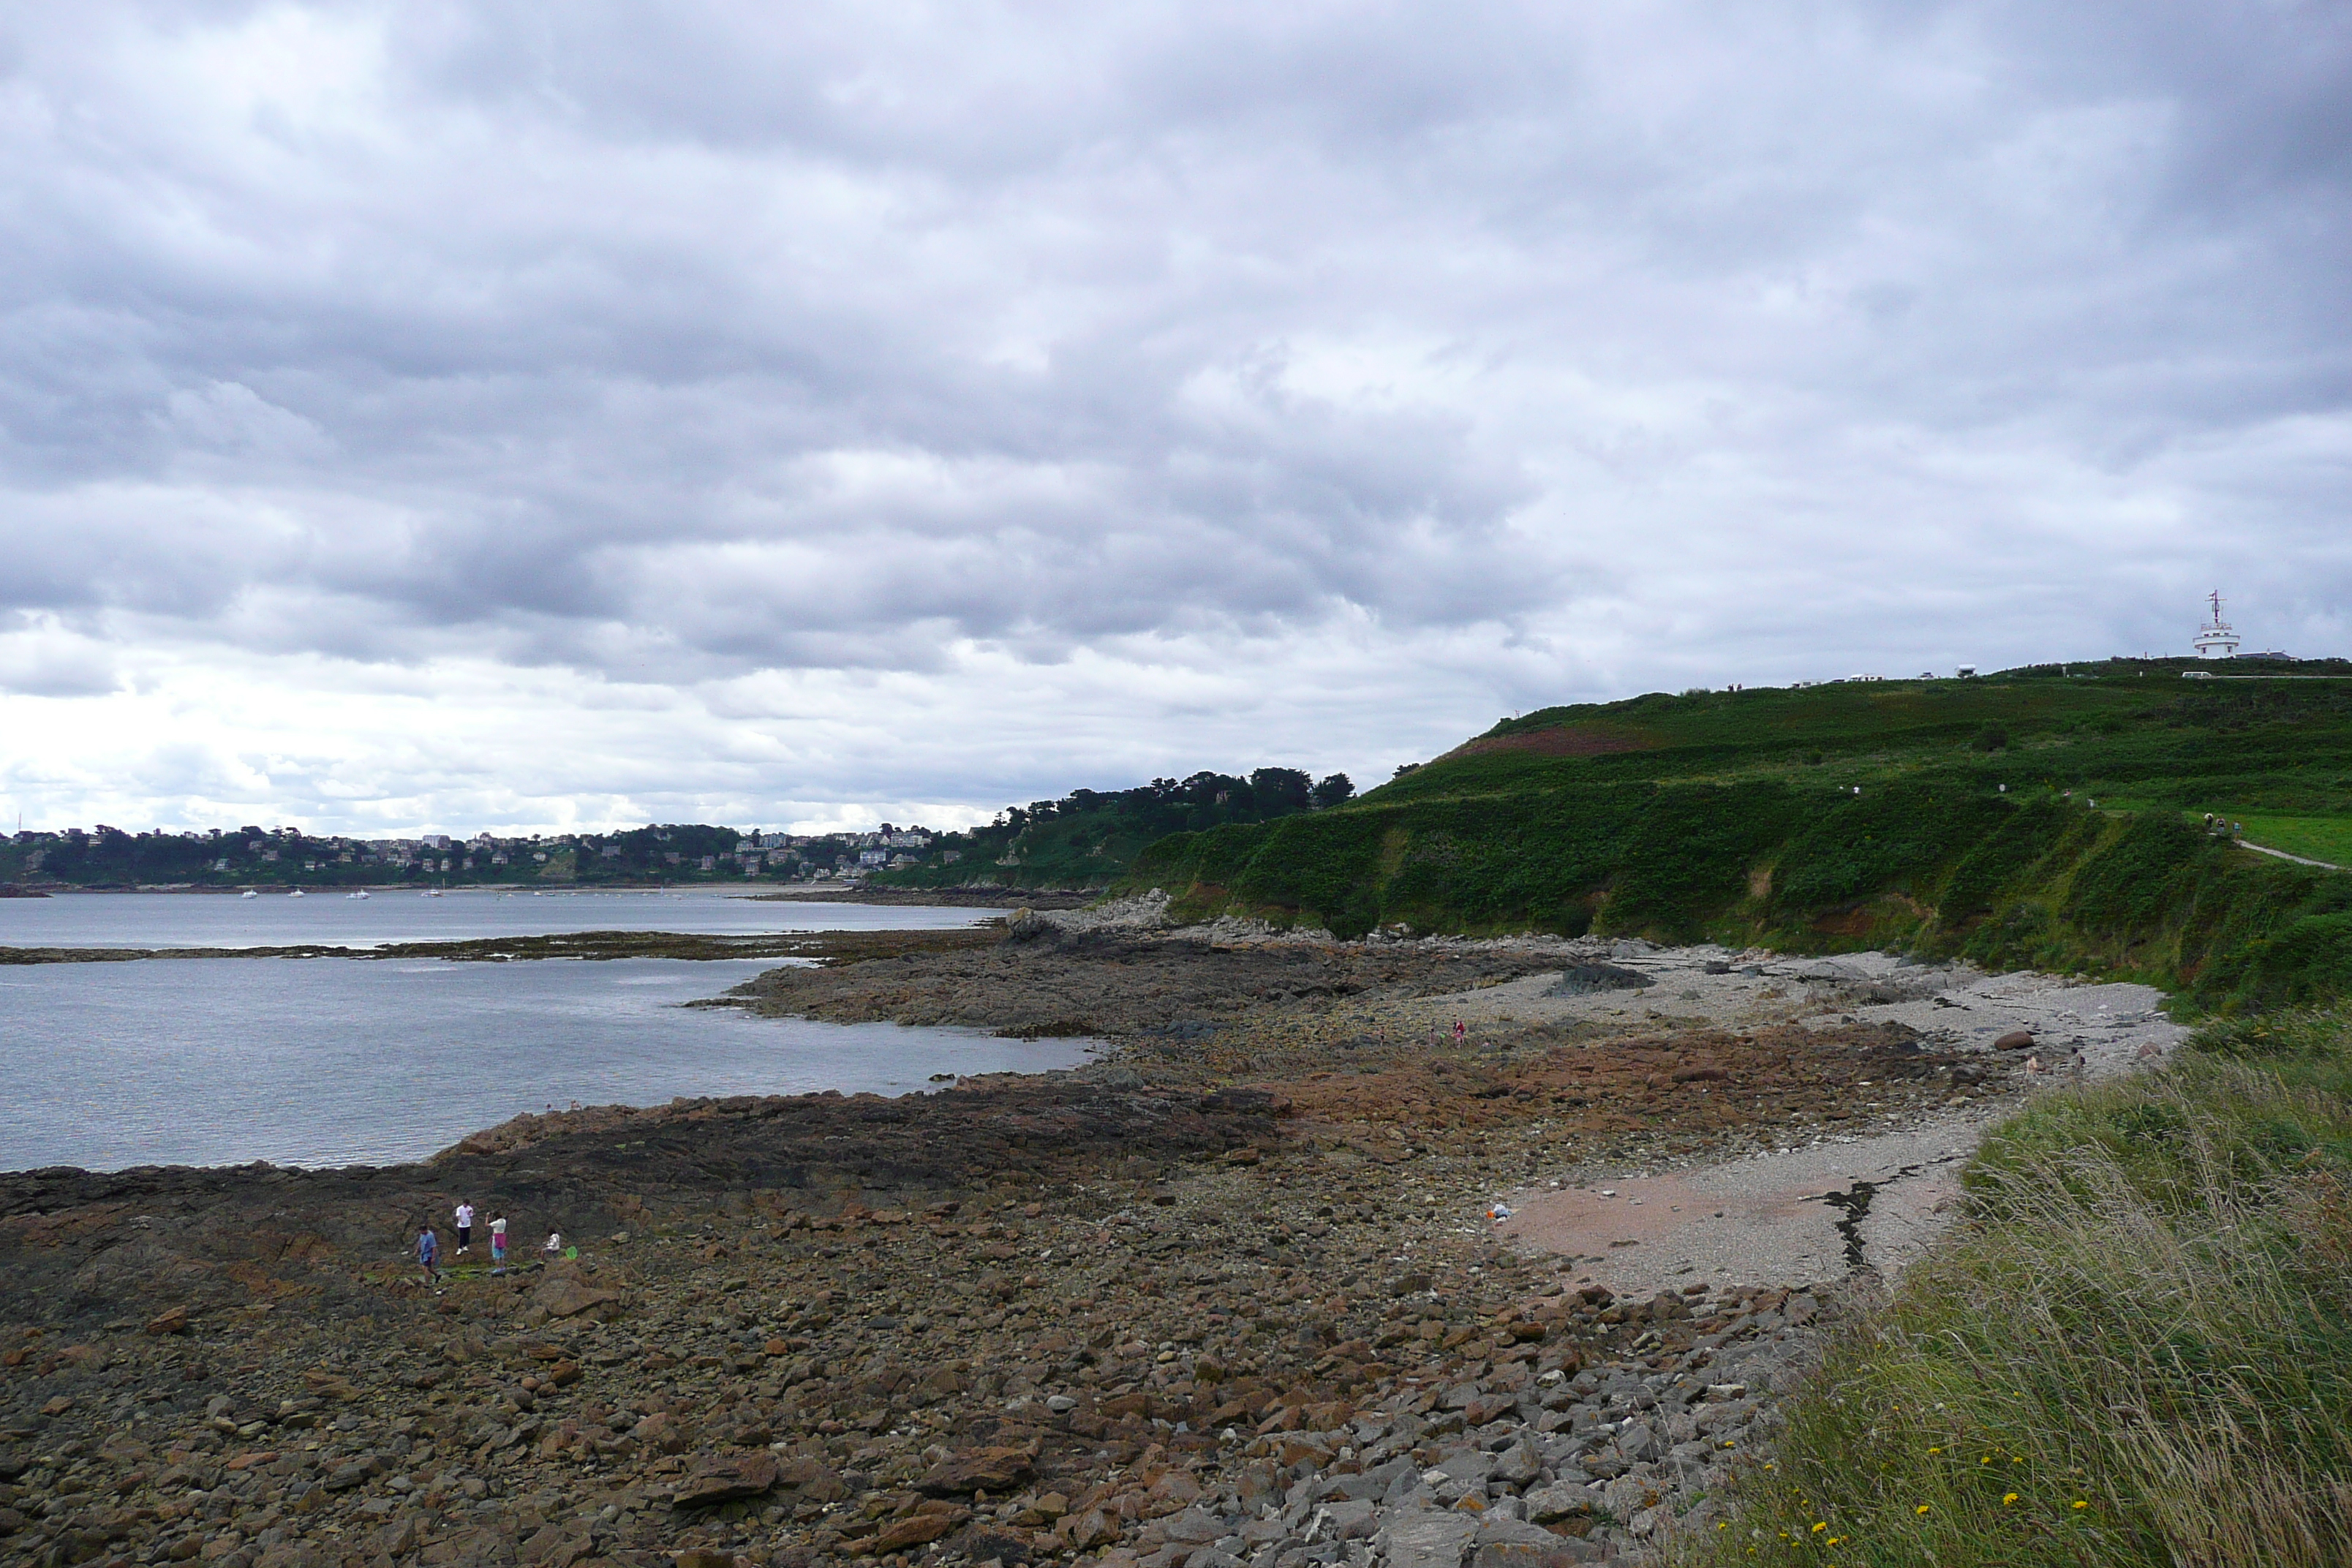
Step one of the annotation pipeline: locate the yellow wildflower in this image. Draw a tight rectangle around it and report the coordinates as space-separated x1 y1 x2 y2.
1916 1504 1932 1515
2002 1493 2019 1506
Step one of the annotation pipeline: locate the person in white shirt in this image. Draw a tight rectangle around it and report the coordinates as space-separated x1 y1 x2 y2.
543 1232 562 1254
453 1202 475 1254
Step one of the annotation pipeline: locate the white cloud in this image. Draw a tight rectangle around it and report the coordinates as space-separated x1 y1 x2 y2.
0 0 2345 833
0 615 120 698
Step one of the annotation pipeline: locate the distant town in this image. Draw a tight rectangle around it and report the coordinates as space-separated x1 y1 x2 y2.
0 766 1357 892
0 821 953 892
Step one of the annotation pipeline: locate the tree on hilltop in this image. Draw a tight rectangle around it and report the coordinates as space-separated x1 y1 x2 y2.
1311 773 1356 809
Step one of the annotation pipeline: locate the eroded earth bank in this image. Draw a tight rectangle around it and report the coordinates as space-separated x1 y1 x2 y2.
0 916 2182 1568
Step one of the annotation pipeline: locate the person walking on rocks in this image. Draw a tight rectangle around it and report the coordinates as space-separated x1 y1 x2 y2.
416 1224 439 1282
1453 1019 1466 1045
453 1200 475 1255
489 1213 508 1267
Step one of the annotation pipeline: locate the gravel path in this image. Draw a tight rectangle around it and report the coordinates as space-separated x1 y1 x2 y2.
2239 840 2345 871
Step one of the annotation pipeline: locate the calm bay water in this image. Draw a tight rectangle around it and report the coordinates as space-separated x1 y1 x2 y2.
0 893 1088 1173
0 886 976 949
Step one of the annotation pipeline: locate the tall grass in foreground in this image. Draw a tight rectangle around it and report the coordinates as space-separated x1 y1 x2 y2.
1676 1009 2352 1568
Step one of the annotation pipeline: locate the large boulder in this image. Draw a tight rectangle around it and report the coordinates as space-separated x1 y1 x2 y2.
1545 962 1655 998
1314 1500 1379 1542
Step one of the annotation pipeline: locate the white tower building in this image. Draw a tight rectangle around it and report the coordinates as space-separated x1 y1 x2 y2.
2194 591 2240 659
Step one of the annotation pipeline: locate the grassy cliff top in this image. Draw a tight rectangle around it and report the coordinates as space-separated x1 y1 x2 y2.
1124 663 2352 1011
1372 660 2352 816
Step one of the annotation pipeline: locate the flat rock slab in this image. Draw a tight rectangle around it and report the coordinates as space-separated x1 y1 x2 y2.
1378 1507 1480 1568
917 1444 1034 1495
671 1452 778 1507
533 1278 619 1319
872 1510 966 1552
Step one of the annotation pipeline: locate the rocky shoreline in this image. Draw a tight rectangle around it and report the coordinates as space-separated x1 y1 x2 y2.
750 890 1099 911
0 924 2149 1568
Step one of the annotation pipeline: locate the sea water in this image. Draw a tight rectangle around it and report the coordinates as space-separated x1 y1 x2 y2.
0 894 1088 1172
0 886 984 950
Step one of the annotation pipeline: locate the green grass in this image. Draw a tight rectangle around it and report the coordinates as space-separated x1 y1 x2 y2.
2093 798 2352 870
2233 814 2352 868
1675 1010 2352 1568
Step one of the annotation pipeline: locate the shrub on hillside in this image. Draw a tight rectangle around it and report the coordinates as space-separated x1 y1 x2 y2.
1771 783 2009 911
2206 911 2352 1014
1935 798 2072 923
1602 783 1804 941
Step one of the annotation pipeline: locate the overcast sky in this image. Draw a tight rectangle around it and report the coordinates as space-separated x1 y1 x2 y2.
2 2 2346 837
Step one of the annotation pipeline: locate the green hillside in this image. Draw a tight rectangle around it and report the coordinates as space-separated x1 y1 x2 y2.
1123 660 2352 1011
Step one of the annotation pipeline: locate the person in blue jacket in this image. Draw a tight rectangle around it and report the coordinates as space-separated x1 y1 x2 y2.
417 1224 440 1281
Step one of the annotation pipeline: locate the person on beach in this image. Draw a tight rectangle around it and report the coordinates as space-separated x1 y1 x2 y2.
1453 1019 1466 1044
417 1224 439 1281
453 1200 475 1255
489 1213 508 1267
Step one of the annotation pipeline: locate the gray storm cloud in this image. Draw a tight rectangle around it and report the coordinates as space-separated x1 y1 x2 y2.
0 1 2345 832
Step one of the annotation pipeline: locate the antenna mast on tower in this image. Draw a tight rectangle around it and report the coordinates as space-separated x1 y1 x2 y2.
2195 591 2240 660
